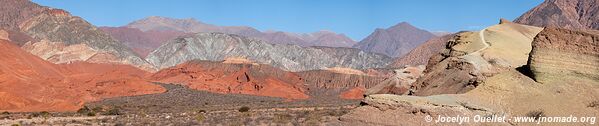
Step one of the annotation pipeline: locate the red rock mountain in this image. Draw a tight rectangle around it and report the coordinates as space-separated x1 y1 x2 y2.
121 16 356 47
0 0 153 71
0 38 165 112
514 0 599 30
99 27 186 57
353 22 436 57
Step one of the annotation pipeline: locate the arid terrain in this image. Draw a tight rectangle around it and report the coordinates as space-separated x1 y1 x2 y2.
1 0 598 125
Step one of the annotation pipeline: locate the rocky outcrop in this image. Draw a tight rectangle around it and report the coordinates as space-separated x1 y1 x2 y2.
296 69 390 89
149 60 309 99
365 65 425 95
0 39 165 112
0 0 154 71
340 94 497 126
342 20 599 126
99 27 186 57
145 32 392 72
353 22 436 57
388 34 453 68
126 16 356 47
514 0 599 30
528 27 599 83
411 20 544 96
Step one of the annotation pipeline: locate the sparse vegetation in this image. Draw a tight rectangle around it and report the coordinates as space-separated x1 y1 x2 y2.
273 113 292 124
77 106 98 116
105 107 122 115
2 111 9 115
238 106 250 112
92 106 104 113
87 112 97 116
198 109 207 113
525 110 545 121
588 101 599 108
77 106 91 114
195 114 206 122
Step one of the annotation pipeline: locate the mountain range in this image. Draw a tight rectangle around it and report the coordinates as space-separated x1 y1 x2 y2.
122 16 357 48
145 32 392 72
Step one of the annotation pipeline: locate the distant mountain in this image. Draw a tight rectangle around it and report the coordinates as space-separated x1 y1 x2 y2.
127 16 263 37
99 27 185 57
431 31 452 36
514 0 599 30
387 34 453 68
353 22 436 57
0 0 153 71
145 32 391 72
123 16 356 47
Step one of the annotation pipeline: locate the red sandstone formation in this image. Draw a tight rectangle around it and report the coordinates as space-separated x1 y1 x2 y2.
0 39 165 112
150 60 309 100
339 87 366 100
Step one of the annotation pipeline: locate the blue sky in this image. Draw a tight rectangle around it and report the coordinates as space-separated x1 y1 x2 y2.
32 0 543 41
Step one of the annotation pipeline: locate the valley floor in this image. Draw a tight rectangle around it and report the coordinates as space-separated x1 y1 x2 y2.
0 83 359 125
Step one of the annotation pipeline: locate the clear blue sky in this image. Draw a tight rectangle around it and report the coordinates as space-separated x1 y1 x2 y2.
32 0 543 41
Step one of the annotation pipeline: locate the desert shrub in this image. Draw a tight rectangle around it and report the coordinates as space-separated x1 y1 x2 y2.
77 106 91 114
92 106 104 113
11 124 20 126
86 112 97 116
588 101 599 108
198 110 207 113
40 111 50 116
525 110 545 121
238 106 250 112
30 112 41 118
104 107 122 115
1 111 9 115
195 114 206 122
274 113 293 124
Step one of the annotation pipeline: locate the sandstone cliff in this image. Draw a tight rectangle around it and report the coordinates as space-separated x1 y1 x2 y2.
528 27 599 83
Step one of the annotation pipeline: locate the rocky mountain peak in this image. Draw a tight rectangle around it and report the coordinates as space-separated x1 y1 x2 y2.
514 0 599 30
353 22 435 57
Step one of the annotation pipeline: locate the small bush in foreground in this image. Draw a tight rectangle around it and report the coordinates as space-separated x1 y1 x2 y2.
525 110 545 121
104 108 122 115
588 101 599 108
238 106 250 112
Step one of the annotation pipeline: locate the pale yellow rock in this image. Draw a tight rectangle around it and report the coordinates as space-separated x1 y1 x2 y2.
0 30 8 41
22 40 98 64
325 67 367 76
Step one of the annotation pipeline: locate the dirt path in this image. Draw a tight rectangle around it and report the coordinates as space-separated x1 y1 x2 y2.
472 28 490 54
